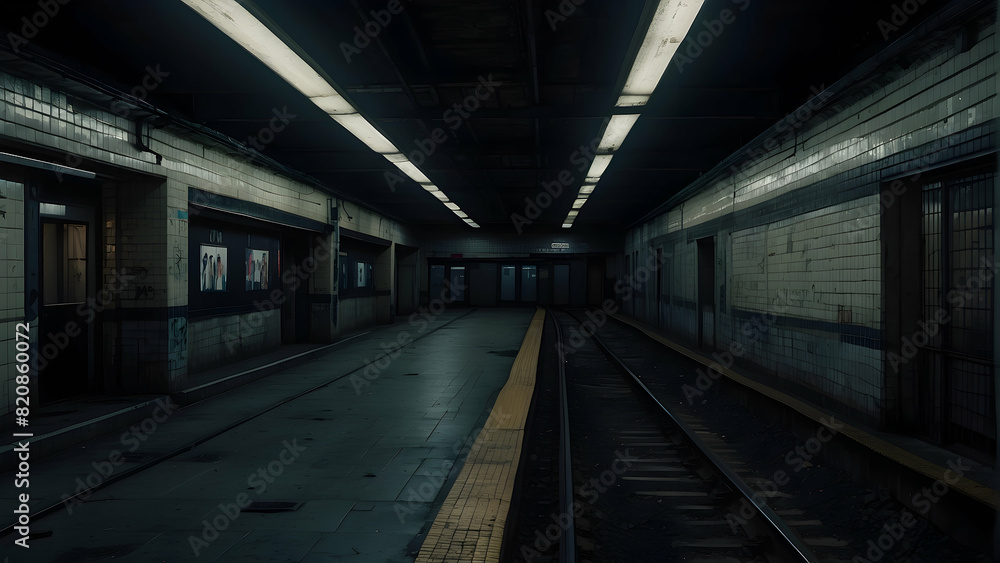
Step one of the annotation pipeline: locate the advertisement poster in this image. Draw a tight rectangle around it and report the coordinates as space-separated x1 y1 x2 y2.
200 245 228 291
246 249 269 290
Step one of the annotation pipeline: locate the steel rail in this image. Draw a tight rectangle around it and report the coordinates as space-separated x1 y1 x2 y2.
565 308 822 563
548 307 577 563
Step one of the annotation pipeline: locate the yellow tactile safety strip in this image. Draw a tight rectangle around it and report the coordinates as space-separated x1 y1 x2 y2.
610 313 1000 512
415 307 545 563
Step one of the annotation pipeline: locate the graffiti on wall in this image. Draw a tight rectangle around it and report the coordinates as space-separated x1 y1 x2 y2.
168 316 188 371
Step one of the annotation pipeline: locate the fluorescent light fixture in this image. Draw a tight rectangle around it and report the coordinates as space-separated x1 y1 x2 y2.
421 183 440 192
598 114 640 152
452 209 468 219
586 154 614 178
465 219 480 228
444 202 460 211
182 0 479 227
616 94 650 107
617 0 705 107
382 153 409 163
310 93 354 115
40 202 66 216
180 0 333 98
560 0 705 226
331 114 398 154
391 160 432 184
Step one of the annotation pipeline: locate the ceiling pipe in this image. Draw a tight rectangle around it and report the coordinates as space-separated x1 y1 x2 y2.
134 118 163 165
0 36 404 224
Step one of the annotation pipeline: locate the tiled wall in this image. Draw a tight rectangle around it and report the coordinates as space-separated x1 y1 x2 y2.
338 296 378 336
114 181 171 391
679 26 993 229
189 311 280 374
0 65 415 410
624 22 996 423
724 196 883 413
0 179 25 417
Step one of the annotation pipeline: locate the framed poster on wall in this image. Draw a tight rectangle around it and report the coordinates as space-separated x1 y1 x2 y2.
188 214 280 316
200 245 228 291
245 249 270 290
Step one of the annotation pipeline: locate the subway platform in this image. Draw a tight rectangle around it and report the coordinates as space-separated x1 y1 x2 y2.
0 308 540 562
3 305 999 562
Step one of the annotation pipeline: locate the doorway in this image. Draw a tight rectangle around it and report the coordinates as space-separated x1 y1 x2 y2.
553 264 570 305
520 265 537 302
500 265 516 302
39 219 93 403
281 230 312 344
917 171 995 459
449 266 466 303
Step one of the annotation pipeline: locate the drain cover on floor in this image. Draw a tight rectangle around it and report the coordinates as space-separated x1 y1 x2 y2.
241 501 303 513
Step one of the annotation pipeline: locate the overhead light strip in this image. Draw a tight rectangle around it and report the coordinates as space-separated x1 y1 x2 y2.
562 0 704 228
616 0 705 108
180 0 478 227
597 114 640 152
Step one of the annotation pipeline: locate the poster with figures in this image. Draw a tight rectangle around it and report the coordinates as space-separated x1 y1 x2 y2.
245 249 269 290
200 245 228 292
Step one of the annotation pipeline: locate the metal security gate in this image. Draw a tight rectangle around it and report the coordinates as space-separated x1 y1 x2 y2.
920 171 996 460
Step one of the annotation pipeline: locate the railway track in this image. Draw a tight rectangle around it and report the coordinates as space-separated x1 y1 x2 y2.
530 307 841 563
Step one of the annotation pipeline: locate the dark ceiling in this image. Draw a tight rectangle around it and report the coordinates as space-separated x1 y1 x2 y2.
0 0 952 233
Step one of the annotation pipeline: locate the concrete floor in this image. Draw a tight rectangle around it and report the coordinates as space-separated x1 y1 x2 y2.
0 308 536 562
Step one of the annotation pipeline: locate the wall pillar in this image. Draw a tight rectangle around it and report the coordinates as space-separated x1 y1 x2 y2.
113 179 173 393
310 229 337 342
165 179 189 390
375 243 394 324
